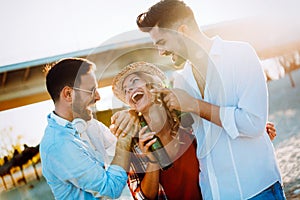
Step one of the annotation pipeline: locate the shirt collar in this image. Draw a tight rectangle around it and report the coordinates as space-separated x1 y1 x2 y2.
209 36 223 56
50 111 74 129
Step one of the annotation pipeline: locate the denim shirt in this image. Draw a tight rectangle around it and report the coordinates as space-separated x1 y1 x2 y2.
40 113 127 199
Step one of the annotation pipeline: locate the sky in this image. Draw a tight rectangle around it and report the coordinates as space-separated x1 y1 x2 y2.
1 0 288 66
0 0 299 152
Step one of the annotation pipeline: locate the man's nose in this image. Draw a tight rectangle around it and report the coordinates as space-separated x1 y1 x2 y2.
159 49 172 57
94 89 101 101
158 48 166 56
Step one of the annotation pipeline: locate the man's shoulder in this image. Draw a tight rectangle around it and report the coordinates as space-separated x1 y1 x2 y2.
87 118 110 132
88 118 107 127
41 125 75 150
219 37 254 53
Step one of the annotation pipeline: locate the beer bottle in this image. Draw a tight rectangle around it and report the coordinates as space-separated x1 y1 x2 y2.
139 116 173 170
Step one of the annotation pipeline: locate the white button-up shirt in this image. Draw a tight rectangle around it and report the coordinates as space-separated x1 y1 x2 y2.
81 118 117 165
174 36 282 199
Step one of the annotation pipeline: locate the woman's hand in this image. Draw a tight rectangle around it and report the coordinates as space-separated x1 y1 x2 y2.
138 126 157 162
266 122 277 141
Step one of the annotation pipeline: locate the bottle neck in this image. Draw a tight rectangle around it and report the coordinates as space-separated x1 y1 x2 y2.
140 114 173 145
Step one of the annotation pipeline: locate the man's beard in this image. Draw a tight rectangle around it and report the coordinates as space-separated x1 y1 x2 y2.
172 37 188 67
72 97 92 121
173 54 186 68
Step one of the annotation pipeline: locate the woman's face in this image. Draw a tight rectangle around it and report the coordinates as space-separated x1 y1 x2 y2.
122 73 153 113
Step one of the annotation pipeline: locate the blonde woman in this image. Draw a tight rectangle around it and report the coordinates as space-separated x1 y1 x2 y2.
112 61 202 200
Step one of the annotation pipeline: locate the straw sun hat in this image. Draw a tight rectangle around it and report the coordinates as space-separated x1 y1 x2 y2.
112 61 167 103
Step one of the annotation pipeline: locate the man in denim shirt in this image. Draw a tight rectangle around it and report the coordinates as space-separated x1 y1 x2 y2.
40 58 134 199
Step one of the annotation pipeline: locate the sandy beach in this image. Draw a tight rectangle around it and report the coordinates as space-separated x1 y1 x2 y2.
0 69 300 199
268 69 300 199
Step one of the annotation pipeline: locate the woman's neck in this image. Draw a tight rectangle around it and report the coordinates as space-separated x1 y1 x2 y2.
143 105 173 142
143 104 167 132
143 105 181 159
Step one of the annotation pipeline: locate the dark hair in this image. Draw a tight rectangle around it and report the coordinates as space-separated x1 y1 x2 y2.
45 58 95 103
136 0 196 32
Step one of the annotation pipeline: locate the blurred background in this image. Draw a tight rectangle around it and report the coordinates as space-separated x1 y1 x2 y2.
0 0 300 199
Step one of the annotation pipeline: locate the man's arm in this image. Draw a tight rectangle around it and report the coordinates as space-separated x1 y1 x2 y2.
151 88 222 127
111 125 136 171
218 44 268 139
156 43 268 139
152 70 266 140
47 140 128 199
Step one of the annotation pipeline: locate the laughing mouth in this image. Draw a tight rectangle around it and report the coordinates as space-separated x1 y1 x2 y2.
132 92 144 103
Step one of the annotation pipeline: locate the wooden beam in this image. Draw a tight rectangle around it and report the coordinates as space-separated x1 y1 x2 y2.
98 77 113 88
0 92 51 111
0 78 114 111
23 67 31 81
1 72 7 87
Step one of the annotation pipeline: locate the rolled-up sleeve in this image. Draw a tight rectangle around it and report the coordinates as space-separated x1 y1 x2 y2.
219 43 268 139
47 139 127 199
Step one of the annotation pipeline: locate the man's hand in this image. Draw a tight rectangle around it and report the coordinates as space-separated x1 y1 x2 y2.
110 109 139 137
150 88 198 113
111 121 138 171
115 123 138 151
151 88 222 127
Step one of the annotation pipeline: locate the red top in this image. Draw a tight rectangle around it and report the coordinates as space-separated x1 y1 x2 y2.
159 129 202 200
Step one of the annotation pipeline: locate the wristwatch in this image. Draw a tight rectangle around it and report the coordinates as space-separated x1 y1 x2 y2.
72 118 87 133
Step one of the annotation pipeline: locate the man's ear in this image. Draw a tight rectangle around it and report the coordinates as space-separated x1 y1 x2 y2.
61 86 73 102
177 24 189 35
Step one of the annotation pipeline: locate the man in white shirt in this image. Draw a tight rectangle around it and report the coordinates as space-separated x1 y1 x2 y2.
134 0 285 199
